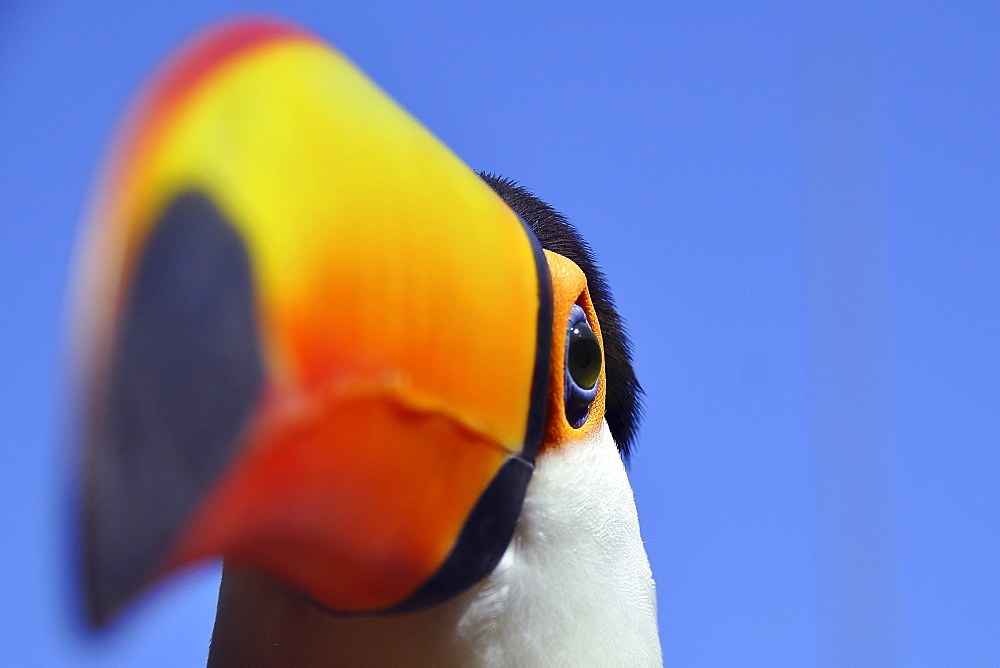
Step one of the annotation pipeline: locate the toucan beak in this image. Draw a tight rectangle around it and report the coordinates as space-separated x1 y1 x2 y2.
73 18 553 627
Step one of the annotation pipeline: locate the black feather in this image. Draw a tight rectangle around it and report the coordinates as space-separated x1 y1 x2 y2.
479 173 643 460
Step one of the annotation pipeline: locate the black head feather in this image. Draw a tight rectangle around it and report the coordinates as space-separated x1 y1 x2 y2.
479 173 643 460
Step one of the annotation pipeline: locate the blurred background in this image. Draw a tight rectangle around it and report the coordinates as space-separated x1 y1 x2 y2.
1 2 997 665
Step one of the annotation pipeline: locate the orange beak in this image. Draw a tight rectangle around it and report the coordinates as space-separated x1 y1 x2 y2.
73 18 555 625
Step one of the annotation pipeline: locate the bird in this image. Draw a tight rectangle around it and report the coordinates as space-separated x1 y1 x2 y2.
72 17 661 666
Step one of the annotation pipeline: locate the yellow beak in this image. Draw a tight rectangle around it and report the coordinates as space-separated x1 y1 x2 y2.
74 18 553 625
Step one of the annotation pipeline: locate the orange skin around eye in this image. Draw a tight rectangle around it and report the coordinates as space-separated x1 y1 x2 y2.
541 250 607 453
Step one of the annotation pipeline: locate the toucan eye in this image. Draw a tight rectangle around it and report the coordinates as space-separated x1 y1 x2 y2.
564 304 602 428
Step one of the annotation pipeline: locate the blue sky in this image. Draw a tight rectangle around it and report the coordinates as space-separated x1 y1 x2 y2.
1 2 997 665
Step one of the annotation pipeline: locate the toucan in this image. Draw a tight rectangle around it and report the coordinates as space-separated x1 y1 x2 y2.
72 17 661 666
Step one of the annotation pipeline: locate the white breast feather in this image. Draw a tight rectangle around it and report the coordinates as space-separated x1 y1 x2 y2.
452 420 662 666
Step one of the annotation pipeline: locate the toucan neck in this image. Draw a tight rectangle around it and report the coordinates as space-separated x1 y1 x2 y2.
208 567 478 667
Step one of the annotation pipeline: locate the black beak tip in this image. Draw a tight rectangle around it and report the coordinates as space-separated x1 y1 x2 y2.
75 189 268 631
79 510 140 630
83 587 115 630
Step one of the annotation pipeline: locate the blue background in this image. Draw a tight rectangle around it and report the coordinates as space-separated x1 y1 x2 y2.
1 2 997 665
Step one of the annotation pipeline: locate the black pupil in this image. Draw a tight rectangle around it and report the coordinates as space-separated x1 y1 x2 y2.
569 324 601 389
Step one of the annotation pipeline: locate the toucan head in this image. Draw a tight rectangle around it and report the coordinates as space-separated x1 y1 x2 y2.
73 17 641 627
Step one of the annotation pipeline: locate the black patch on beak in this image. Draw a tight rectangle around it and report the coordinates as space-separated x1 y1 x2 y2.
82 190 265 626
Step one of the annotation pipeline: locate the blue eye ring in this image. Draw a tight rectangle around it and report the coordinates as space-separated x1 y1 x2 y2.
564 304 602 428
